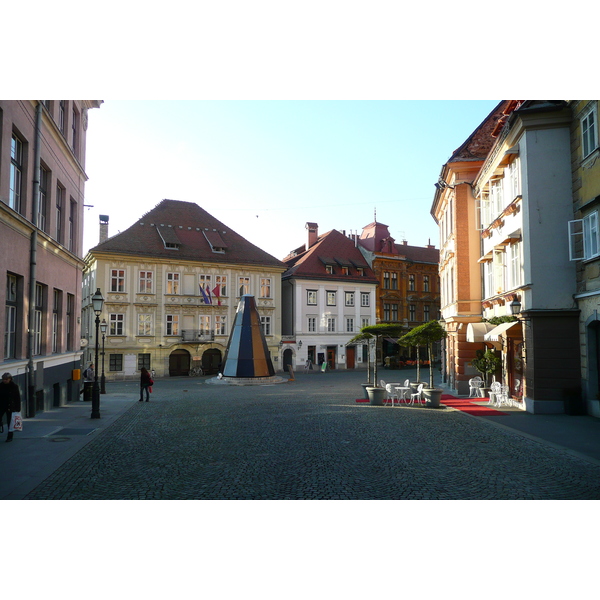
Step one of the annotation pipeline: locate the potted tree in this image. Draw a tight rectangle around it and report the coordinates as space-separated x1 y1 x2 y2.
352 324 406 405
399 320 447 407
470 349 501 398
347 331 375 399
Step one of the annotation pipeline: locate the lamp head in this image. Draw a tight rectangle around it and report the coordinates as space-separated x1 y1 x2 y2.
510 298 522 316
92 288 104 316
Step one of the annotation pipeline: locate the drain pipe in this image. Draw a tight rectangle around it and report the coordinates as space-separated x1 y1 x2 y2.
27 101 42 418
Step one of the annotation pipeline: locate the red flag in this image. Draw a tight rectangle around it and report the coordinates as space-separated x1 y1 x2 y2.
213 284 221 306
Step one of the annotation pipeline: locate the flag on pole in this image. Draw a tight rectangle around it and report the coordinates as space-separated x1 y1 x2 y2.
199 284 211 304
206 285 212 304
213 284 221 306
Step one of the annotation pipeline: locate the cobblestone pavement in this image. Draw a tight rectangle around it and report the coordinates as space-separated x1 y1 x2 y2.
24 372 600 500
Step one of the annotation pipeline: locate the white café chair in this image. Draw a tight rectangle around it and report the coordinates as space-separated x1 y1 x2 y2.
469 376 484 398
382 380 401 405
489 381 502 406
409 383 424 406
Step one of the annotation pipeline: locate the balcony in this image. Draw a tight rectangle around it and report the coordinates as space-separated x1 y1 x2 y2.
181 330 215 343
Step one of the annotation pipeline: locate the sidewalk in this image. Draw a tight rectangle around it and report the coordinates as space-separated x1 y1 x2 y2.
436 382 600 465
0 391 137 500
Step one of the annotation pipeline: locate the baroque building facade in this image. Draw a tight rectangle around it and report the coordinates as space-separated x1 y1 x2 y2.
569 100 600 417
281 223 378 371
82 199 286 379
357 220 440 362
433 100 581 413
0 100 101 415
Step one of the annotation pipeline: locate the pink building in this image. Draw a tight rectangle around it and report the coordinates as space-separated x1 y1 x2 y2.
0 100 101 415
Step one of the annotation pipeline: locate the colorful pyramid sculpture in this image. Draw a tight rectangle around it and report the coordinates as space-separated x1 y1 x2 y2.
221 295 275 378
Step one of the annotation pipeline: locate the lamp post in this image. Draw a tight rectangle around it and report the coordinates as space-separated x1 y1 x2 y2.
91 288 104 419
100 318 107 394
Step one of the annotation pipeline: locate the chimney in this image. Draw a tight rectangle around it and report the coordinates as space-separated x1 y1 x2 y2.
99 215 109 243
306 222 318 249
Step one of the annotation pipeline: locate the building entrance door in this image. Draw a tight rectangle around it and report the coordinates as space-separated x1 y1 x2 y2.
327 346 336 370
169 349 191 376
346 346 355 369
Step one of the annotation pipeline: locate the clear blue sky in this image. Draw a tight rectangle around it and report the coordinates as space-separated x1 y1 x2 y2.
83 100 500 259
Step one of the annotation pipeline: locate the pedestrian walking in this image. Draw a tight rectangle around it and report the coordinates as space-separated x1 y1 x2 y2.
140 367 153 402
0 372 21 442
79 363 94 399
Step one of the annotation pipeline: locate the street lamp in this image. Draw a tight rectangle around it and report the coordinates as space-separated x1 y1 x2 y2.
100 318 107 394
91 288 104 419
509 298 522 316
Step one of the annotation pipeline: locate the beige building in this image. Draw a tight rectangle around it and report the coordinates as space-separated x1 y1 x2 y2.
569 100 600 416
0 100 101 414
82 199 286 380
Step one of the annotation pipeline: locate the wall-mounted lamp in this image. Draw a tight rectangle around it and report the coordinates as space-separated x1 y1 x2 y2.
434 178 455 191
509 298 521 316
298 340 302 348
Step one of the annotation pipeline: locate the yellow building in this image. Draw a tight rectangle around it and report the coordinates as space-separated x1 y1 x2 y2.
82 199 286 380
569 100 600 416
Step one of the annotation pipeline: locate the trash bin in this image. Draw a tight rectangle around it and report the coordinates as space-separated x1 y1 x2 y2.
83 381 94 402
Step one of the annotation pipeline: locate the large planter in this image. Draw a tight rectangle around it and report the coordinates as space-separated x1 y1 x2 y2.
423 388 443 408
366 386 386 406
361 383 372 399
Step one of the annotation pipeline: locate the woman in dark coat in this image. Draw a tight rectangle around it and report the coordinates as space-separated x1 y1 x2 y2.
0 372 21 442
140 367 153 402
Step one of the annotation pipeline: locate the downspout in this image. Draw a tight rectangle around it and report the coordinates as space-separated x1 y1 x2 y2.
27 101 42 418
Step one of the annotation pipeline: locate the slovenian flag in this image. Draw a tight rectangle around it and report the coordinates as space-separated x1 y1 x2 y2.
199 284 211 304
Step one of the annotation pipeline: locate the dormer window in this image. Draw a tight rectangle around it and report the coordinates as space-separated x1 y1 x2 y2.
342 266 349 276
326 265 333 274
165 242 179 250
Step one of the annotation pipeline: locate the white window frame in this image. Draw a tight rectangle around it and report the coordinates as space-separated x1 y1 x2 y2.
238 277 250 296
307 290 317 305
360 292 370 307
361 317 369 328
137 314 152 336
345 291 355 307
215 315 227 336
326 291 336 306
581 104 598 160
307 316 316 332
260 278 272 298
346 317 354 333
166 272 180 295
110 269 125 293
165 314 179 336
215 275 227 297
569 212 600 261
139 271 153 294
199 315 211 335
327 317 336 332
9 134 23 213
508 241 522 289
110 313 125 336
260 315 271 336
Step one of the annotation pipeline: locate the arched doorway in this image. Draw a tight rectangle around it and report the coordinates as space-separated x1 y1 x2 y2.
587 320 600 401
283 348 293 373
169 349 191 376
202 348 222 375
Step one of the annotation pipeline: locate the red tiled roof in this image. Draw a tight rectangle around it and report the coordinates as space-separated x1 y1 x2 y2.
283 229 378 283
88 199 286 269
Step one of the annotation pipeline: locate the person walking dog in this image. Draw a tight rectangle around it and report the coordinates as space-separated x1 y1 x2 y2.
140 367 153 402
0 373 21 442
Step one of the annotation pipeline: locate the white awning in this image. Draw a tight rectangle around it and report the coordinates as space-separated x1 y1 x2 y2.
466 322 496 343
484 321 519 342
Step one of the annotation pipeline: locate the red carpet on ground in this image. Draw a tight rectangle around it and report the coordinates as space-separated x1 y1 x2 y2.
354 395 507 416
440 394 507 416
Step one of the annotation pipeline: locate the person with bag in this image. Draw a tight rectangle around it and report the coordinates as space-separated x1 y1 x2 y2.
0 372 21 442
139 367 153 402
